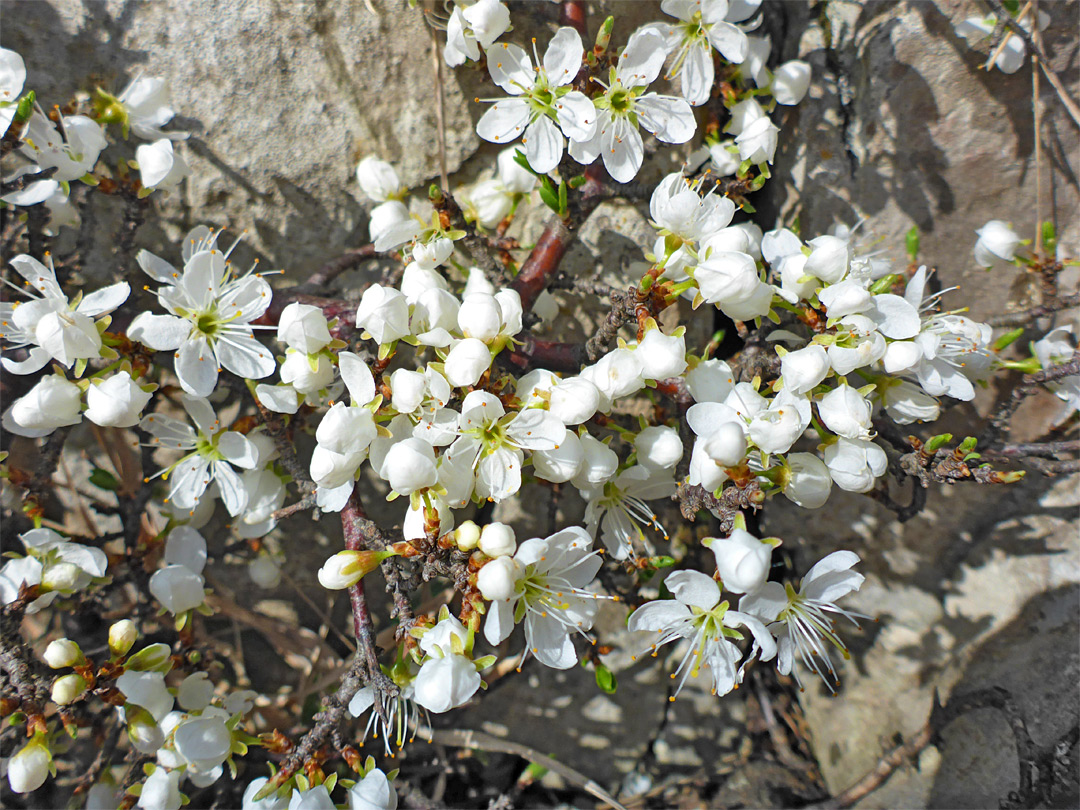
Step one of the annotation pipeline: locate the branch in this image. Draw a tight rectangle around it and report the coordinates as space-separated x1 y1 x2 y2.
299 244 377 292
984 0 1080 128
983 352 1080 443
986 293 1079 326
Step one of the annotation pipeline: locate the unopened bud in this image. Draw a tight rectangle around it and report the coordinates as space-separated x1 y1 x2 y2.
51 673 86 705
454 521 481 552
41 562 81 593
317 549 397 590
125 706 164 755
108 620 138 658
125 643 173 674
476 556 522 602
7 733 51 794
479 523 516 557
43 639 84 669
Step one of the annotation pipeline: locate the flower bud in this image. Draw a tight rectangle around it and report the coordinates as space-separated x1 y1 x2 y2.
580 348 644 404
356 157 401 202
477 555 522 602
571 432 619 488
412 237 454 269
532 429 584 483
772 60 811 105
548 377 600 425
702 422 748 467
974 220 1019 267
355 285 410 345
781 453 832 509
136 139 189 191
85 372 153 428
704 528 774 594
479 523 516 557
8 734 51 794
804 235 850 284
735 116 779 164
824 437 888 493
636 329 687 380
685 358 735 403
43 638 84 668
316 402 377 456
317 549 395 590
818 279 871 319
51 672 86 705
694 251 760 305
818 384 873 439
780 344 830 395
347 768 398 810
277 302 332 354
137 765 182 810
247 555 281 590
9 374 82 435
309 445 364 490
124 706 165 755
382 437 438 495
125 643 173 673
279 350 334 394
444 338 492 388
390 368 426 414
725 97 765 135
454 520 481 551
149 564 205 614
635 426 683 471
108 620 138 657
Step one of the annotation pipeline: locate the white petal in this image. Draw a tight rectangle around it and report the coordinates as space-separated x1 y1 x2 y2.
505 408 564 450
636 94 696 143
339 351 376 405
175 336 219 397
137 249 179 283
543 27 584 86
707 21 749 63
525 614 578 669
476 99 532 144
485 42 533 94
77 282 130 316
555 91 597 142
617 27 668 87
215 332 275 380
602 117 643 183
213 462 248 516
665 570 721 609
628 600 691 633
217 432 259 469
680 44 715 106
524 115 563 174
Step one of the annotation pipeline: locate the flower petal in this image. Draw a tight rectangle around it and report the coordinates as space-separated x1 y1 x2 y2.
636 93 696 143
339 351 376 406
476 99 532 144
215 332 275 380
555 90 597 142
665 569 721 609
524 115 563 174
543 27 583 86
76 282 130 316
602 116 643 183
485 42 533 95
175 335 219 397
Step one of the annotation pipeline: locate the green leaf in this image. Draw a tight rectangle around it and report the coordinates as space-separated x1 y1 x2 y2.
905 225 920 261
992 327 1025 352
513 149 540 177
924 433 953 454
89 468 120 491
594 663 617 694
538 178 560 213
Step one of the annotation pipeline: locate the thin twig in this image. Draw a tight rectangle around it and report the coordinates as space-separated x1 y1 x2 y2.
431 23 449 192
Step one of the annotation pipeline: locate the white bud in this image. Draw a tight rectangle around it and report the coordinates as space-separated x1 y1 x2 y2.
117 670 174 721
51 672 86 705
400 263 449 304
137 766 182 810
316 402 377 456
43 638 83 668
974 220 1019 267
85 372 152 428
477 556 522 602
580 348 644 405
355 285 410 345
824 437 888 493
248 555 281 589
109 620 138 657
41 561 81 593
702 422 747 467
548 376 600 425
782 453 832 509
309 444 364 490
9 374 82 434
454 520 482 551
636 329 687 380
705 528 774 594
772 60 811 105
735 116 779 164
382 437 437 495
635 426 683 470
479 523 516 557
778 253 817 301
818 384 873 439
694 251 759 305
818 279 871 319
347 767 399 810
458 293 503 342
7 735 51 794
280 350 335 394
355 156 401 202
444 338 492 388
781 344 830 395
178 672 215 711
725 97 765 135
278 302 332 354
571 433 619 488
804 235 850 284
148 564 205 614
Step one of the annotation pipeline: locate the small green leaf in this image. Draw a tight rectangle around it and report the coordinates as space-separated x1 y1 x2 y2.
89 468 120 491
924 433 953 454
513 149 540 177
594 663 617 694
557 180 568 216
568 174 587 189
538 178 559 213
905 225 920 261
1041 220 1057 253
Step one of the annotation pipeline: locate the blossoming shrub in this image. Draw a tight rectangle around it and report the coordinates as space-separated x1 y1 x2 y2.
0 1 1076 807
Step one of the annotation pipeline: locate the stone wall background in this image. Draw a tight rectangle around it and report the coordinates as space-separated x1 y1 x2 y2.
3 1 1078 807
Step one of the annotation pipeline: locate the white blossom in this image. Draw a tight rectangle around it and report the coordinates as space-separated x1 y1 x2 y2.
704 527 774 594
823 437 887 492
0 48 25 136
136 139 190 191
85 371 153 428
4 373 82 437
649 0 749 106
583 466 676 560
